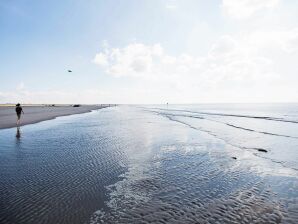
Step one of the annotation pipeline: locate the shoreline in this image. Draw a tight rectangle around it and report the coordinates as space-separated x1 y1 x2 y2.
0 105 297 223
0 105 113 130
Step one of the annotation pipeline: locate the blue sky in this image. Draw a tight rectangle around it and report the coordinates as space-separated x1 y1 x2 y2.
1 0 298 103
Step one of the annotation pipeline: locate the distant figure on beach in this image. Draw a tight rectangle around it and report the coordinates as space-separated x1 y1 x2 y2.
15 103 24 125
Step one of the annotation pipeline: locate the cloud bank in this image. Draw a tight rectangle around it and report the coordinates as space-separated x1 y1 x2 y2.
93 27 298 102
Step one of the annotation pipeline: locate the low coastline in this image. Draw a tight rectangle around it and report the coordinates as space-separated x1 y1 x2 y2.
0 104 113 129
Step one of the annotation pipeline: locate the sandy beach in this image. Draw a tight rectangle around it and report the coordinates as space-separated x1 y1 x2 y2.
0 105 111 129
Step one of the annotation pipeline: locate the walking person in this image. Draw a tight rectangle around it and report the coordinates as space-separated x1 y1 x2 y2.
15 103 24 125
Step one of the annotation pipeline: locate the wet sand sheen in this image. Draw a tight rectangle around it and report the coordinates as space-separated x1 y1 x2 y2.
0 105 111 129
0 107 126 224
0 106 297 224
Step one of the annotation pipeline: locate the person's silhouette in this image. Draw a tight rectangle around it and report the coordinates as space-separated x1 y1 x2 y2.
15 103 24 125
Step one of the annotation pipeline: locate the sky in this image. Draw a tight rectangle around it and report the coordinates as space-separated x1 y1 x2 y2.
0 0 298 104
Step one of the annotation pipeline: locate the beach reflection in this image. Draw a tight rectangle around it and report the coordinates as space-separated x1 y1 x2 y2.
16 127 21 140
0 106 297 224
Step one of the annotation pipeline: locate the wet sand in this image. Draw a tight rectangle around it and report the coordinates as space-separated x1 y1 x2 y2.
0 105 297 224
0 105 111 129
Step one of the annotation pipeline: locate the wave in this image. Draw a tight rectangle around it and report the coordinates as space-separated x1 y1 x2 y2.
144 108 298 139
225 123 298 139
158 113 298 172
146 107 298 124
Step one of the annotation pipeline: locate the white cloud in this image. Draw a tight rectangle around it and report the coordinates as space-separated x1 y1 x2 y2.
93 43 163 77
93 27 298 103
93 38 276 85
93 53 108 66
209 35 237 58
222 0 280 19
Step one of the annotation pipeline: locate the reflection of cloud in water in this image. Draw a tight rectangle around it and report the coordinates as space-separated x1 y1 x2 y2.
91 140 296 223
89 106 298 223
223 144 298 177
146 105 298 172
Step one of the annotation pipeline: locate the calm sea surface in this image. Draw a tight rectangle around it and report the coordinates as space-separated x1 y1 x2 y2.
0 104 298 223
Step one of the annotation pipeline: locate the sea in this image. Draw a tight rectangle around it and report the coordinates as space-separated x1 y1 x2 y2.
0 104 297 223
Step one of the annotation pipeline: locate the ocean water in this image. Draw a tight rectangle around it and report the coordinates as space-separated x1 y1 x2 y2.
0 104 298 224
144 103 298 172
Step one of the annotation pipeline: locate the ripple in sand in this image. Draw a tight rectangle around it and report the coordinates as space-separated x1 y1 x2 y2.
90 140 298 223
